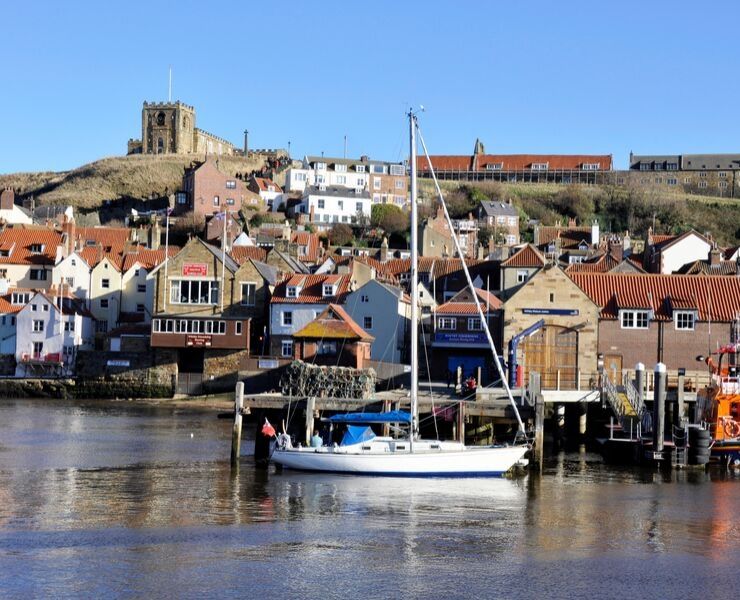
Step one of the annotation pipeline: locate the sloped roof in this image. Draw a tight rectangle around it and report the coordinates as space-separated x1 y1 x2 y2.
291 231 321 262
230 246 268 264
271 274 350 304
436 287 502 315
650 230 709 252
501 244 546 268
251 259 279 286
568 272 740 321
293 304 373 341
675 259 739 276
0 226 62 265
417 154 612 172
121 246 179 271
253 177 283 193
536 226 592 249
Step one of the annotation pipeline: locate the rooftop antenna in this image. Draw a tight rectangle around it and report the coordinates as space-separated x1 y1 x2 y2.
168 66 172 102
344 135 347 159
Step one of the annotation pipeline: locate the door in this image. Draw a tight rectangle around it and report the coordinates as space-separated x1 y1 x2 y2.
604 354 623 385
521 326 578 389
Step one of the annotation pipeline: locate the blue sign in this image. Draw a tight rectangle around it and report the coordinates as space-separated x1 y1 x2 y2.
522 308 579 316
434 332 488 344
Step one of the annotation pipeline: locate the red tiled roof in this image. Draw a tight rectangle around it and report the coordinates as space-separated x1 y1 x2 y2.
77 227 131 251
536 226 592 249
431 258 485 279
291 231 320 262
0 226 62 265
254 177 283 193
417 154 612 172
564 253 619 273
436 288 502 315
271 274 350 304
230 246 268 264
79 246 122 270
293 304 373 341
501 244 546 268
568 272 740 321
121 246 179 271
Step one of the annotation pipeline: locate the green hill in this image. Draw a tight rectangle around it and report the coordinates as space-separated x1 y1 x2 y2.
0 153 270 210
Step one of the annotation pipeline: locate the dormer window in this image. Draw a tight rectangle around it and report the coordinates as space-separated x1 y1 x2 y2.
531 163 549 171
11 292 30 305
582 163 600 170
86 240 96 247
315 162 327 170
486 163 504 171
323 283 336 297
287 286 299 298
389 164 405 176
335 164 347 173
674 310 696 331
0 250 9 257
29 244 44 254
620 309 650 329
356 165 366 173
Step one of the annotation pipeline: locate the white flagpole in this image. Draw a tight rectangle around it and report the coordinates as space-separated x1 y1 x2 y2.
163 211 170 312
220 211 227 312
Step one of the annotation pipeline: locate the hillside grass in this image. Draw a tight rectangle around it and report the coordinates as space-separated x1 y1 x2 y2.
0 153 269 210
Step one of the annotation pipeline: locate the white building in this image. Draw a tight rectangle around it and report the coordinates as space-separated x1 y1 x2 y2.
297 186 371 227
52 251 93 301
14 291 94 376
343 279 410 364
284 156 406 196
0 226 63 290
0 189 32 225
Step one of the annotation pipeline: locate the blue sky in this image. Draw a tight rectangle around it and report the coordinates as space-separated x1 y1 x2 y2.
3 0 739 173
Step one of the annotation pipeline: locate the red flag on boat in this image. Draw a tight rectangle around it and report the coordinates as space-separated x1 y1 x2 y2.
261 418 276 438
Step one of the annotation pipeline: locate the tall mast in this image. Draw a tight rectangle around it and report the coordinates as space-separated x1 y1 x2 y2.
409 111 419 446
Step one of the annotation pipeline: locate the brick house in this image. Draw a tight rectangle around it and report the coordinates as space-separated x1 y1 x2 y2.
478 200 519 246
569 272 740 382
178 157 261 218
292 304 373 369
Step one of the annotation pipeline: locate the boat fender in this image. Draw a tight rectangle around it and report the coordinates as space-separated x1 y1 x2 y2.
276 433 293 450
723 420 740 439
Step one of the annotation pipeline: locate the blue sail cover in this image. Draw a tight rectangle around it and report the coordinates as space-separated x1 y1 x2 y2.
328 410 412 424
340 425 376 446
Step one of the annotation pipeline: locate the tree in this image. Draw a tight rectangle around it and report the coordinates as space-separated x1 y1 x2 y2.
371 203 409 236
249 213 265 229
328 223 354 246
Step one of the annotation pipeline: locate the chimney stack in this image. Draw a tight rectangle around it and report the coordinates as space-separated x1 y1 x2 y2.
149 216 161 250
380 236 389 263
61 214 76 256
709 245 721 266
0 188 14 211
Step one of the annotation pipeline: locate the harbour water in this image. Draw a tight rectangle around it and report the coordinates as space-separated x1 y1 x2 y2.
0 398 738 599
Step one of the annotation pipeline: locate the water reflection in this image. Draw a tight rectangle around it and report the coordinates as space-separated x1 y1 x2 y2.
0 399 739 599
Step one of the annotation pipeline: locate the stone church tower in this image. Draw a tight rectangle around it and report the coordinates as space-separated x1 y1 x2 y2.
141 101 196 154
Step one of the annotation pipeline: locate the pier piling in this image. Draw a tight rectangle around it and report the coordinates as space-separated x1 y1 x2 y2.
653 363 666 454
230 382 244 467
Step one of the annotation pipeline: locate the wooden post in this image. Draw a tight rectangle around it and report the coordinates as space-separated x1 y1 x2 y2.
676 373 685 427
382 399 391 437
457 401 466 443
533 373 544 474
230 381 244 467
653 363 666 454
476 365 483 388
305 396 316 447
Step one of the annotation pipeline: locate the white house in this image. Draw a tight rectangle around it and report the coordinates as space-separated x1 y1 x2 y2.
0 189 32 224
343 279 410 364
52 251 93 301
269 273 350 357
0 226 63 290
297 185 371 227
645 230 713 274
14 291 94 376
0 288 22 355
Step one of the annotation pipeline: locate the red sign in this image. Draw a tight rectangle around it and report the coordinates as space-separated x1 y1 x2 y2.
186 334 212 347
182 263 208 276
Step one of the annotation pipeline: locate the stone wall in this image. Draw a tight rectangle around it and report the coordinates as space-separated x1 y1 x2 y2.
203 348 249 393
74 349 177 398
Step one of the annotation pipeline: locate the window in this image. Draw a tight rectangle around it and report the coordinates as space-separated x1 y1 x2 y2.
338 200 344 211
31 304 37 312
287 286 298 299
486 163 504 170
65 276 75 287
582 163 601 170
11 292 30 304
100 299 109 308
335 164 347 173
30 269 47 281
361 295 369 303
438 317 456 330
282 311 293 326
102 278 110 289
516 270 529 283
654 177 662 184
394 179 405 190
29 244 44 254
497 216 506 225
176 193 188 205
137 284 146 293
684 177 691 184
667 178 677 185
315 162 327 170
42 304 49 312
374 178 381 190
317 340 337 355
621 310 650 329
241 282 256 306
639 163 650 171
674 311 695 331
235 321 242 335
356 202 363 212
363 316 373 330
531 163 549 171
136 304 145 313
96 321 108 333
213 196 220 206
281 340 293 357
336 175 347 184
169 280 219 305
32 320 44 332
226 180 237 189
371 164 386 174
390 164 405 176
468 317 482 331
699 172 707 178
1 317 4 325
719 172 727 178
719 181 728 189
508 217 517 226
323 284 335 297
32 341 43 357
356 165 366 173
666 163 678 170
317 199 325 209
698 181 708 189
64 320 75 332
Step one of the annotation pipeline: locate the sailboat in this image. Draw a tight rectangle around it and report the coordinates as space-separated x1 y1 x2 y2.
270 111 530 476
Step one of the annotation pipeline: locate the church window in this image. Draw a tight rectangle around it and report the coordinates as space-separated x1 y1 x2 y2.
157 112 165 126
157 137 164 154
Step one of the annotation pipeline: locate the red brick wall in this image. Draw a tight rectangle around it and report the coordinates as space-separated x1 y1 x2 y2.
186 160 249 218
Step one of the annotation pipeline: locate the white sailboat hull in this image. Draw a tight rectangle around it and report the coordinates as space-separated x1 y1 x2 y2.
272 438 529 477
